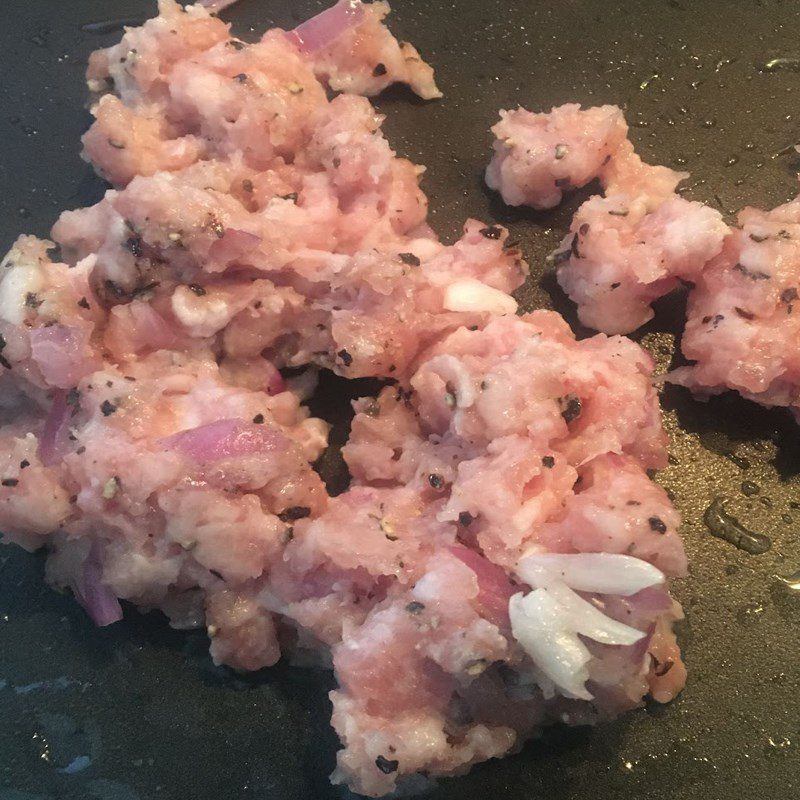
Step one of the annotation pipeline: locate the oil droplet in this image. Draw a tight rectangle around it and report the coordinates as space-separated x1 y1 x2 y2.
701 118 717 128
80 18 144 35
727 453 751 469
740 480 760 496
725 155 739 166
777 570 800 590
17 207 30 219
761 56 800 73
704 497 771 554
744 142 756 151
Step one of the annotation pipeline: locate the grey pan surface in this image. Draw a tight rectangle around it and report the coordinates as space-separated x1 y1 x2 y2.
0 1 799 799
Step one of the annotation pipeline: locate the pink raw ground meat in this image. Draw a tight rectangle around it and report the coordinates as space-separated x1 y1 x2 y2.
269 314 686 794
485 104 629 209
670 195 800 414
84 0 438 186
486 103 729 334
554 192 729 334
0 4 689 797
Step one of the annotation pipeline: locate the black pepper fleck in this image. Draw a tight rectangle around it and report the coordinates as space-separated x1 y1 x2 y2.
25 292 42 309
19 460 30 469
648 516 667 534
252 413 265 424
375 756 399 775
542 455 555 468
77 296 91 309
559 394 582 424
337 349 353 367
405 601 425 614
372 62 387 77
278 506 311 522
399 252 421 266
428 473 444 490
100 400 117 416
479 225 503 240
458 511 474 526
1 479 19 487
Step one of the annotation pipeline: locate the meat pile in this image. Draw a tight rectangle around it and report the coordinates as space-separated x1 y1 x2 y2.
0 2 688 796
487 102 800 421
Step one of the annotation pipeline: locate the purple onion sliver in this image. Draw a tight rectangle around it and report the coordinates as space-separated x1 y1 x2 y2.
74 542 123 627
38 390 71 467
291 0 364 53
630 622 656 665
161 418 287 462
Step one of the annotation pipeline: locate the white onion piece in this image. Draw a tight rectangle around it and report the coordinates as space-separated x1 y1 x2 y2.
509 589 593 700
517 552 664 596
423 355 476 408
443 279 517 315
544 582 645 646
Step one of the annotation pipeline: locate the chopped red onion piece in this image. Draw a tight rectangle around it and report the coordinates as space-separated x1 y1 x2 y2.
73 541 123 627
38 390 72 467
450 546 518 627
288 0 365 54
161 418 287 462
266 367 286 396
208 228 262 265
29 325 100 389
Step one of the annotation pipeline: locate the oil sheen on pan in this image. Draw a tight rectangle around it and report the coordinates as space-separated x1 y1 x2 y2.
0 2 798 800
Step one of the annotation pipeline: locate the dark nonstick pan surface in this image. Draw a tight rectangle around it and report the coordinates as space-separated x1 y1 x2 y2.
1 2 799 799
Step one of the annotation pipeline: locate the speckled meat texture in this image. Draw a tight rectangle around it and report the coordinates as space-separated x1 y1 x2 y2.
271 314 687 795
669 196 800 414
0 4 689 798
486 103 730 334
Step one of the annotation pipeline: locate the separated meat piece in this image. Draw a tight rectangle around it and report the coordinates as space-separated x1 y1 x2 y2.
485 104 628 209
670 196 800 415
554 193 729 334
486 103 725 334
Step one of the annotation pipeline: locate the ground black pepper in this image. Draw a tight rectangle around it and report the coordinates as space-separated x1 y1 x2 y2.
399 252 420 266
428 474 444 490
278 506 311 522
479 225 503 239
337 349 353 367
458 511 474 526
648 516 667 534
375 755 399 774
